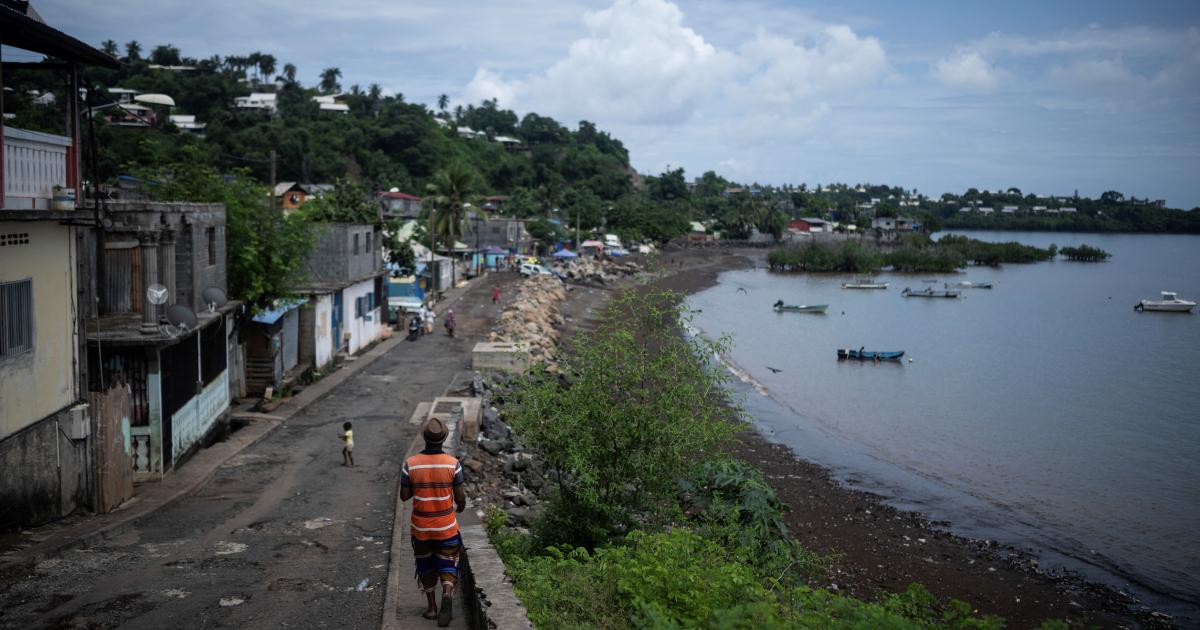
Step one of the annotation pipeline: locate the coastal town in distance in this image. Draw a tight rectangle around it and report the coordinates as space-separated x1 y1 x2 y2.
1 1 1197 629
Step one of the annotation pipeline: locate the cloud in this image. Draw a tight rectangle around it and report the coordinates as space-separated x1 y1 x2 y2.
934 51 1007 91
464 0 888 130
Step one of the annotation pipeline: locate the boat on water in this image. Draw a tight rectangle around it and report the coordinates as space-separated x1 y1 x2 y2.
772 300 828 313
945 281 993 289
902 287 960 298
1135 291 1196 313
837 348 905 361
842 278 888 289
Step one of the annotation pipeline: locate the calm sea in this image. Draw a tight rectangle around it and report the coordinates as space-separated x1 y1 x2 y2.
687 231 1200 622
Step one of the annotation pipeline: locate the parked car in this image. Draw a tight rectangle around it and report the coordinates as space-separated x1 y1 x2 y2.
519 262 554 277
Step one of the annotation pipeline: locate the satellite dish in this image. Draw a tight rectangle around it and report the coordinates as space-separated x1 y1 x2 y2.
202 287 227 312
146 284 169 305
165 304 198 331
134 93 176 107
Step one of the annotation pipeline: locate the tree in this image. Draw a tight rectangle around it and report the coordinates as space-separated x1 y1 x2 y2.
424 162 481 249
280 63 297 84
258 54 276 84
149 44 181 66
383 219 417 274
134 152 316 310
437 94 449 113
124 40 142 62
301 179 377 224
101 40 118 58
319 67 342 94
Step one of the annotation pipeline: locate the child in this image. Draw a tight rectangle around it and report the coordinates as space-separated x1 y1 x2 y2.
340 421 355 467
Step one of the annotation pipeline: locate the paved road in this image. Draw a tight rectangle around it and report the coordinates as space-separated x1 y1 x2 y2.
0 273 517 630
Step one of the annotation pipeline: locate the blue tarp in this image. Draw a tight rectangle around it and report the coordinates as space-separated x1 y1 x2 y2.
251 298 306 325
552 249 579 258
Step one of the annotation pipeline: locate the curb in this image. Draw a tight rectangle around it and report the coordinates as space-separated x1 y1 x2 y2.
3 333 406 566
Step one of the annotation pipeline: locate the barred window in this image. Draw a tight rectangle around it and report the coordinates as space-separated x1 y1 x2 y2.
1 279 34 359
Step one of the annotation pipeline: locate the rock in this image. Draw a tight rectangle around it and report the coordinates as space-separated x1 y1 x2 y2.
506 453 530 473
480 440 504 456
505 507 533 527
463 459 484 473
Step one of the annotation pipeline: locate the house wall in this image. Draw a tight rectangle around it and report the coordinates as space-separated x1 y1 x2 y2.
304 223 380 285
169 370 229 463
342 278 382 356
0 221 80 440
281 308 300 373
0 409 90 528
309 293 334 369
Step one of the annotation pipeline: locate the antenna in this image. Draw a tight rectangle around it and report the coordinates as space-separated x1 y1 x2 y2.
146 283 169 306
202 287 227 313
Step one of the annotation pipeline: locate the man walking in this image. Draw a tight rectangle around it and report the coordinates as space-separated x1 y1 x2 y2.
400 418 466 626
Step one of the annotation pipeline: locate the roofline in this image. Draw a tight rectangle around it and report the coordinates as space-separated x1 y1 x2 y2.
0 6 121 68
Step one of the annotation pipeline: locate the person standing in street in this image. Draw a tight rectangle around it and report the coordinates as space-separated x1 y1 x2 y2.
492 286 500 304
424 307 435 335
417 304 428 336
400 419 466 626
444 309 456 337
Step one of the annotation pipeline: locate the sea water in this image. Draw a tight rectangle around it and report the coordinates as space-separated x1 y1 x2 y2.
687 231 1200 622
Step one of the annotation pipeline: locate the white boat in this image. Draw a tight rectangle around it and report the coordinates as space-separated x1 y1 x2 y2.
842 278 888 289
1135 291 1196 313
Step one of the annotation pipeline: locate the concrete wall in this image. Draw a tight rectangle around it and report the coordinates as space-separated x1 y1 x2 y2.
169 370 229 463
304 223 381 285
312 294 334 369
0 221 80 440
0 410 90 528
342 279 382 356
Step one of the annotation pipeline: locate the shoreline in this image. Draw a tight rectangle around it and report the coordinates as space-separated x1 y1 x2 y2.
649 245 1173 629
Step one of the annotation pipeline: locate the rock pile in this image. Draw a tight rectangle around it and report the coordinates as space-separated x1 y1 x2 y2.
460 374 551 528
489 275 567 365
560 256 641 285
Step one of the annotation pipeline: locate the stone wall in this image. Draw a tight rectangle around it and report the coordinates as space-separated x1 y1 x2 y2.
0 408 90 529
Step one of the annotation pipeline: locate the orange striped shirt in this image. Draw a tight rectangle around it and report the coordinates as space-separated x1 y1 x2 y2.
401 451 463 540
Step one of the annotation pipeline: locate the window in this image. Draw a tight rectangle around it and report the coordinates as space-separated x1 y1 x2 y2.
353 233 360 255
1 279 34 359
366 232 372 255
206 227 216 266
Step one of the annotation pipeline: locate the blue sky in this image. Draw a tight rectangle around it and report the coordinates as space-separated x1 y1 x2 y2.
29 0 1200 207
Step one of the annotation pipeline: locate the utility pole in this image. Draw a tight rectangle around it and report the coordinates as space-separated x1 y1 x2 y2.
575 206 580 248
269 149 277 212
428 202 436 293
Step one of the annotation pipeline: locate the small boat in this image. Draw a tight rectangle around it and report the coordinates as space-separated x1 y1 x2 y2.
842 278 888 289
837 348 905 361
1135 291 1196 313
902 287 960 298
773 300 828 313
945 281 993 289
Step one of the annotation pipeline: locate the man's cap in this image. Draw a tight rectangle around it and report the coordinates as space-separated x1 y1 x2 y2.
423 417 447 444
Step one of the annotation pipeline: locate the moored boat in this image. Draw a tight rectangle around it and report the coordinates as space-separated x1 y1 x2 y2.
772 300 828 313
902 287 960 298
945 281 993 289
842 277 888 289
837 348 905 361
1135 291 1196 313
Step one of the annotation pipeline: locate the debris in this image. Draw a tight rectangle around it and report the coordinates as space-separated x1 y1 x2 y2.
219 596 245 607
357 579 369 592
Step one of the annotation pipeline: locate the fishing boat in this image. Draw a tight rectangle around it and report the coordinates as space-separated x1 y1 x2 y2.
842 278 888 289
837 348 905 361
902 287 960 298
1135 291 1196 313
945 281 993 289
772 300 828 313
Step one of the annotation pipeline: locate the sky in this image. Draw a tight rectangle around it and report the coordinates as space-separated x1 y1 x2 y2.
28 0 1200 207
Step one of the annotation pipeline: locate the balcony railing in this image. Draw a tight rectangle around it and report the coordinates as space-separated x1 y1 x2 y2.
2 126 72 210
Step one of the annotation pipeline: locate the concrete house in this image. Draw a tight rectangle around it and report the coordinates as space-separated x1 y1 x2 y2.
294 224 386 371
274 181 309 211
234 92 277 114
378 190 422 220
85 201 238 482
463 217 533 254
0 9 120 527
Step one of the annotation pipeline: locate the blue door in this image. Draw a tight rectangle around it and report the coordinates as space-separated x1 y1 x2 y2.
332 290 344 355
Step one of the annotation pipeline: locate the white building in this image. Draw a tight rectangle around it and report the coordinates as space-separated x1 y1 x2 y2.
234 92 277 114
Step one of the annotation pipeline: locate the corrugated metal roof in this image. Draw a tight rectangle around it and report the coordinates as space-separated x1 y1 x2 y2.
251 299 306 325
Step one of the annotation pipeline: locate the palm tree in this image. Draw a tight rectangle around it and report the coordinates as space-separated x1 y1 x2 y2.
125 40 142 62
319 67 342 94
437 94 449 112
423 162 481 253
101 40 118 58
280 63 297 84
259 55 277 84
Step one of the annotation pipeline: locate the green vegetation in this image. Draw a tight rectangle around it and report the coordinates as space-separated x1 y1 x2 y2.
489 287 1016 628
133 153 315 310
767 235 1058 274
1059 245 1111 261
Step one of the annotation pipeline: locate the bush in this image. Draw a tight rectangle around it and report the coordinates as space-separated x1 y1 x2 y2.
1058 244 1111 261
507 288 736 549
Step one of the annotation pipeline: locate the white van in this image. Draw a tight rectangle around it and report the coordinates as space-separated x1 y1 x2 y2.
603 234 622 249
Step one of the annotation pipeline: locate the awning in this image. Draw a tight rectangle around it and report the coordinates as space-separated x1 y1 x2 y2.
251 298 306 325
552 249 579 258
581 240 605 248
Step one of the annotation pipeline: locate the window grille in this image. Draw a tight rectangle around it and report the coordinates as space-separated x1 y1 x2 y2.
0 279 34 359
1 232 31 247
